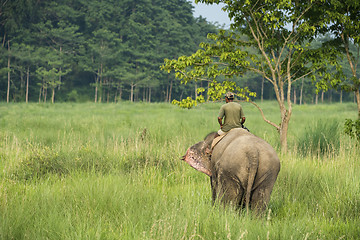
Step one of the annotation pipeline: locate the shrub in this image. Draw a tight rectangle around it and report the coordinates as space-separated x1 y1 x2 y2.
297 119 340 156
7 144 116 181
8 145 67 180
344 119 360 142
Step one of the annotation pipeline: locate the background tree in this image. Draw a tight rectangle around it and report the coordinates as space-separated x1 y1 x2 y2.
1 0 216 102
314 0 360 140
3 0 355 105
87 28 122 102
324 0 360 116
9 43 33 102
163 0 333 152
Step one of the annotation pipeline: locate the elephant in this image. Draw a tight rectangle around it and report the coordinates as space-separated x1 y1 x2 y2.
182 128 280 214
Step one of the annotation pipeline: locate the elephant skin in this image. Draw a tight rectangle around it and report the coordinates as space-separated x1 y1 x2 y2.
182 128 280 213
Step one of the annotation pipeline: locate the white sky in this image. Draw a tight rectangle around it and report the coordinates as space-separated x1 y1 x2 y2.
189 0 232 28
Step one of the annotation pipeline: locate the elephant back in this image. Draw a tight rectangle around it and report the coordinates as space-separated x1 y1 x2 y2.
211 128 278 169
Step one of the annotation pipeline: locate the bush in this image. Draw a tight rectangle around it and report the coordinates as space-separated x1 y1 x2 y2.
8 145 67 180
297 119 340 156
344 118 360 142
7 144 117 181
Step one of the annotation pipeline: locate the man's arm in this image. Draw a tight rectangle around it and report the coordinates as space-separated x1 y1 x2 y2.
218 117 223 128
241 117 246 124
240 106 245 124
218 105 225 128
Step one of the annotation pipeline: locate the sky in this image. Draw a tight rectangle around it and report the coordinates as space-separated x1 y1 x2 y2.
189 0 232 28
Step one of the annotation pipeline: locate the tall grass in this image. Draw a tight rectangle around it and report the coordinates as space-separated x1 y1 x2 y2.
296 119 340 156
0 101 359 239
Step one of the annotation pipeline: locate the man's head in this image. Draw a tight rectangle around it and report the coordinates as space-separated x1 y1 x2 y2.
225 92 234 102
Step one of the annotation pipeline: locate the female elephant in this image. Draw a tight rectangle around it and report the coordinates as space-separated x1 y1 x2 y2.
182 128 280 213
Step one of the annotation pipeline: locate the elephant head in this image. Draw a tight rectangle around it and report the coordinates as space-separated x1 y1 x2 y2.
181 132 218 177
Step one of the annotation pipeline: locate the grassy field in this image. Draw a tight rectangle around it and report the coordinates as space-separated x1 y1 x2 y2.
0 101 359 239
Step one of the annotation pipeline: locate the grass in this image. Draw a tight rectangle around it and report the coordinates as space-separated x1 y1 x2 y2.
296 119 341 156
0 101 359 239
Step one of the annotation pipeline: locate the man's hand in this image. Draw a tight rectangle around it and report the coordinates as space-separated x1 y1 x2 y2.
241 117 246 124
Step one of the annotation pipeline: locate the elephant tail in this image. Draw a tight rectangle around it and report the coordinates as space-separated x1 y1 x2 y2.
245 151 259 212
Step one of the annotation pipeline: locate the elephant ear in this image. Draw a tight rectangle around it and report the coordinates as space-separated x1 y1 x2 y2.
182 143 212 177
204 132 218 148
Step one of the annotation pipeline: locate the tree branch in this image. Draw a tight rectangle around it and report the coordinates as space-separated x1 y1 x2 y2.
248 100 280 130
291 70 313 83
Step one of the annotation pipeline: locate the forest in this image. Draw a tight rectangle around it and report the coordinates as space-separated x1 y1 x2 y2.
0 0 218 103
0 0 358 104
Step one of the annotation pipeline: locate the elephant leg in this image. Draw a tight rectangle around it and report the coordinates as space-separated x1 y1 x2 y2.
216 174 244 209
210 177 217 204
250 181 275 215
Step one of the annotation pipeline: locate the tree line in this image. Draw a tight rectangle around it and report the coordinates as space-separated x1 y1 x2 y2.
1 0 358 105
0 0 219 103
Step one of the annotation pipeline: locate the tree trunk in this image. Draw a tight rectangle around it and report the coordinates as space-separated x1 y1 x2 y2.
94 74 99 103
26 66 29 103
340 90 342 104
261 75 264 103
99 80 103 103
293 89 296 104
119 87 122 101
130 83 134 102
99 64 103 103
270 76 292 153
58 46 62 90
207 81 210 101
300 78 304 105
20 71 24 100
279 112 291 154
95 85 98 103
51 88 55 103
44 86 47 103
169 79 173 103
165 84 169 102
342 33 359 118
279 57 293 153
195 83 197 99
39 86 42 103
315 93 318 104
149 87 151 103
142 87 146 102
321 91 324 103
7 40 10 103
356 88 360 119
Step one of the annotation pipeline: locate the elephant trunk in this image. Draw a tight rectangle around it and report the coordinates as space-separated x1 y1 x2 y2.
181 147 212 177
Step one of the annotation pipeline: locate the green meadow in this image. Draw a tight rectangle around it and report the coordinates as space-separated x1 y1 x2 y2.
0 101 359 239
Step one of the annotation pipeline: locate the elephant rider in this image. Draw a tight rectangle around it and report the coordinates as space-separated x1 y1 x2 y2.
217 92 246 136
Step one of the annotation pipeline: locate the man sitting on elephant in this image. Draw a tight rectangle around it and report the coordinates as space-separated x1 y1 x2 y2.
217 92 246 136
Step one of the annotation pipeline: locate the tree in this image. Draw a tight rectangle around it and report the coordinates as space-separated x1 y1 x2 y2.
10 42 35 103
318 0 360 141
163 0 331 152
315 2 360 109
0 0 41 102
0 0 222 102
36 67 60 103
86 28 122 102
34 47 71 103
